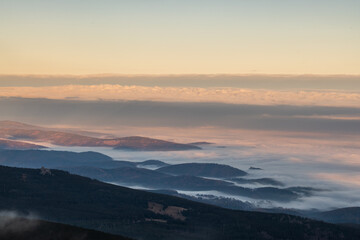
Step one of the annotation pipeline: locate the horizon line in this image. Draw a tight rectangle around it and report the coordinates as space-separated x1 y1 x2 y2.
1 73 360 78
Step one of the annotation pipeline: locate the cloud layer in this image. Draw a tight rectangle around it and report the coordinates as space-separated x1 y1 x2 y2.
1 97 360 134
1 84 360 107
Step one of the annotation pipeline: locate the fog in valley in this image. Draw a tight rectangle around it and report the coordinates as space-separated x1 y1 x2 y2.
27 123 360 211
1 76 359 212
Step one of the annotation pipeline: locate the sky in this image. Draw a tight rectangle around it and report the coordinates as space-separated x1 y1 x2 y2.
1 0 359 75
0 1 360 209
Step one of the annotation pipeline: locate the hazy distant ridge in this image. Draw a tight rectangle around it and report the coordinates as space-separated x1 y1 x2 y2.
0 121 200 151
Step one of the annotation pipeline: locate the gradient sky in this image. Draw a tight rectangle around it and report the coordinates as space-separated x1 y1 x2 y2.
1 0 359 75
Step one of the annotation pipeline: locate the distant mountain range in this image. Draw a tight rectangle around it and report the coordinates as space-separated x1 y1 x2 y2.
0 149 313 202
0 139 46 150
157 162 247 178
1 165 359 240
0 121 200 151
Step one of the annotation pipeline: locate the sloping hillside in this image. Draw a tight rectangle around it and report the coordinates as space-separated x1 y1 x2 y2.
0 121 200 151
0 216 131 240
0 165 359 240
0 139 45 150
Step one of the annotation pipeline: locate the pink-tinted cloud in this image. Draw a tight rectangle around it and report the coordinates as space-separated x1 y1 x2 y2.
1 85 360 107
315 173 360 187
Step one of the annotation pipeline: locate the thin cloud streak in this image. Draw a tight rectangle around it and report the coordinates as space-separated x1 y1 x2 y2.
1 85 360 107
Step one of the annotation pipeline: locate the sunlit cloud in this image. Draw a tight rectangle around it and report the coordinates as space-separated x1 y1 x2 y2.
1 85 360 107
315 173 360 187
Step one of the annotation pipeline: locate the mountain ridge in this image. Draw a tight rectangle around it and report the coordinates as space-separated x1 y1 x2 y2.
0 120 200 151
0 139 46 150
1 165 360 240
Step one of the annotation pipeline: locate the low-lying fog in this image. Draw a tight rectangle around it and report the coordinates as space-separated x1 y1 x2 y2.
41 127 360 211
1 92 359 211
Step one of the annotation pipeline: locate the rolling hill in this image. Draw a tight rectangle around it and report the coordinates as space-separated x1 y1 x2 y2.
63 166 302 202
0 121 200 151
0 149 310 202
309 207 360 224
0 165 359 240
157 163 247 178
0 139 45 150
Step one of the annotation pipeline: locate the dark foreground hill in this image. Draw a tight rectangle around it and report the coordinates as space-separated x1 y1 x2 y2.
0 165 359 240
309 207 360 225
0 216 131 240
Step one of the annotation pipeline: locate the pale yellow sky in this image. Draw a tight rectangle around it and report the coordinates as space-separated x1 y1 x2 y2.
1 1 359 75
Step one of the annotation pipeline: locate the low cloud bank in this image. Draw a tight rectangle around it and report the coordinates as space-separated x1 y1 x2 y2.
0 84 360 107
1 74 359 91
0 97 359 134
